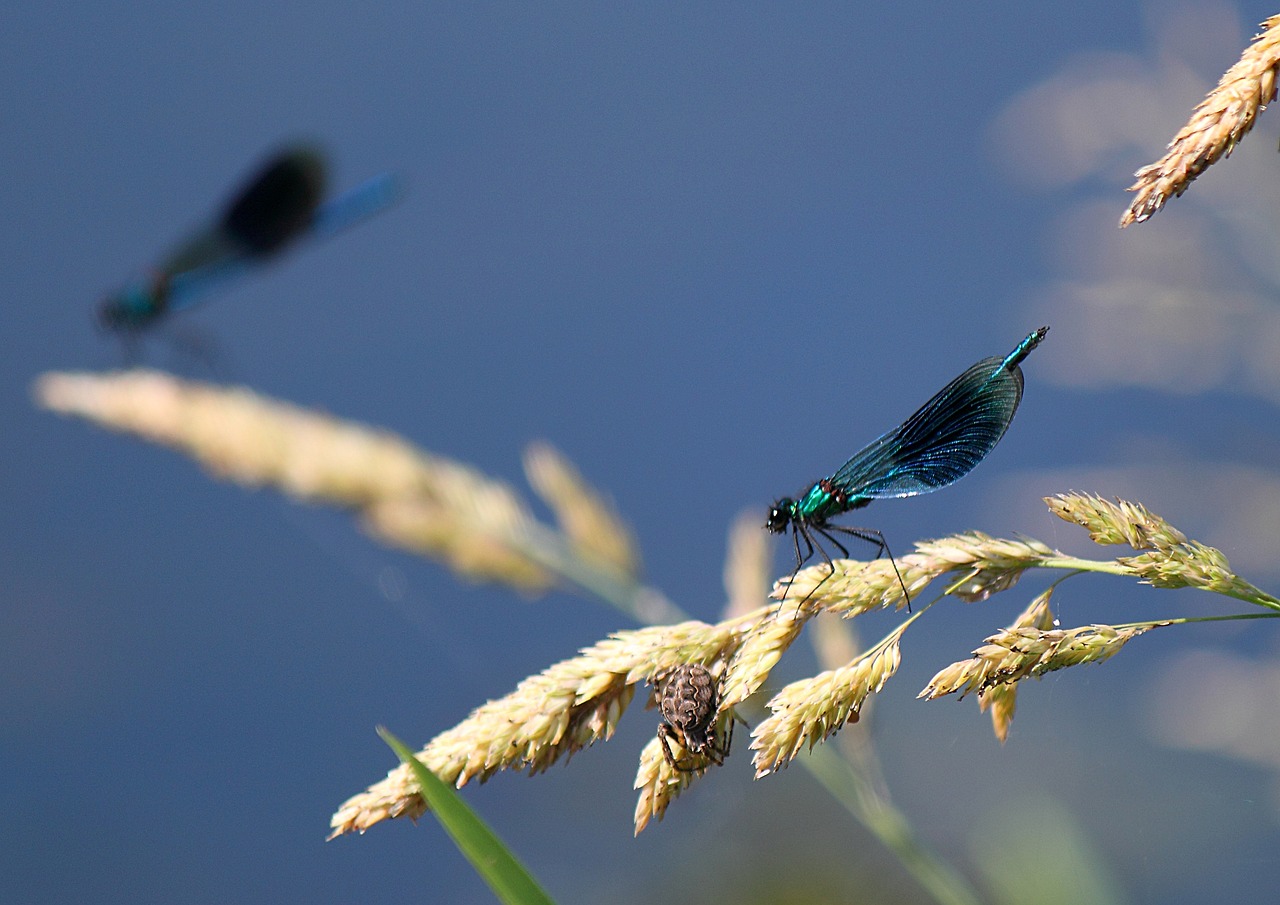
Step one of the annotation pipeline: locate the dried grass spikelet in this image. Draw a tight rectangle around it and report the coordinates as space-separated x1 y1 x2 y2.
774 532 1055 614
633 708 739 834
722 509 771 620
330 618 753 837
772 556 935 615
633 734 693 833
1045 492 1186 550
750 624 905 777
1120 541 1277 603
976 682 1018 745
35 370 431 503
717 602 812 709
912 532 1056 603
1121 15 1280 226
1047 493 1280 605
807 614 902 812
919 623 1154 702
976 588 1057 743
34 370 553 590
362 496 549 589
523 441 641 580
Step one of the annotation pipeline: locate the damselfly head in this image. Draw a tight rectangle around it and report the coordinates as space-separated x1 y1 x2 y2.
765 500 794 534
97 275 167 334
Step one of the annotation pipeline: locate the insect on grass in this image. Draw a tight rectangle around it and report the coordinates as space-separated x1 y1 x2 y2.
655 664 739 772
767 327 1049 608
98 144 398 345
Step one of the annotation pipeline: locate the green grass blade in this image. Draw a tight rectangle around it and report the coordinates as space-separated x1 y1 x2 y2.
379 728 558 905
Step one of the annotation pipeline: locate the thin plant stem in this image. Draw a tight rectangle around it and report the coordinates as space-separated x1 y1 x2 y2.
514 521 685 624
802 746 984 905
1035 555 1280 611
1111 612 1280 631
792 604 986 905
1035 556 1134 576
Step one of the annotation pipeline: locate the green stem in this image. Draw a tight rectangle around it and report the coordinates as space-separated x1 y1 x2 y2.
1111 611 1280 631
1033 555 1280 611
1036 555 1133 576
1207 586 1280 611
515 521 686 623
794 598 987 905
803 746 984 905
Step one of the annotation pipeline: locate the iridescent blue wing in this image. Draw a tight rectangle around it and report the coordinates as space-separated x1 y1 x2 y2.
165 170 399 312
830 328 1046 500
99 147 397 330
161 247 254 313
99 147 327 327
216 146 327 256
308 172 400 240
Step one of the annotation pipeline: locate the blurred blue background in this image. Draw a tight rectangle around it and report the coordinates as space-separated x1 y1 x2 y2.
6 2 1280 903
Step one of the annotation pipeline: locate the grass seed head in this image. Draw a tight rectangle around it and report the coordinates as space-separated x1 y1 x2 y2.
1121 16 1280 226
1045 493 1187 550
751 633 903 777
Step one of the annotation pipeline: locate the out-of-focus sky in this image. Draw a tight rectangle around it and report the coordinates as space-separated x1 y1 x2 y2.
6 2 1280 903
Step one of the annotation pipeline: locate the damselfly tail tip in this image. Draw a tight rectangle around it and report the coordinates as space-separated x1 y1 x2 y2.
350 171 405 212
1004 325 1050 371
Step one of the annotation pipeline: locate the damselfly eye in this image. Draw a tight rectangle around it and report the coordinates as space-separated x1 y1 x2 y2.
765 501 792 534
